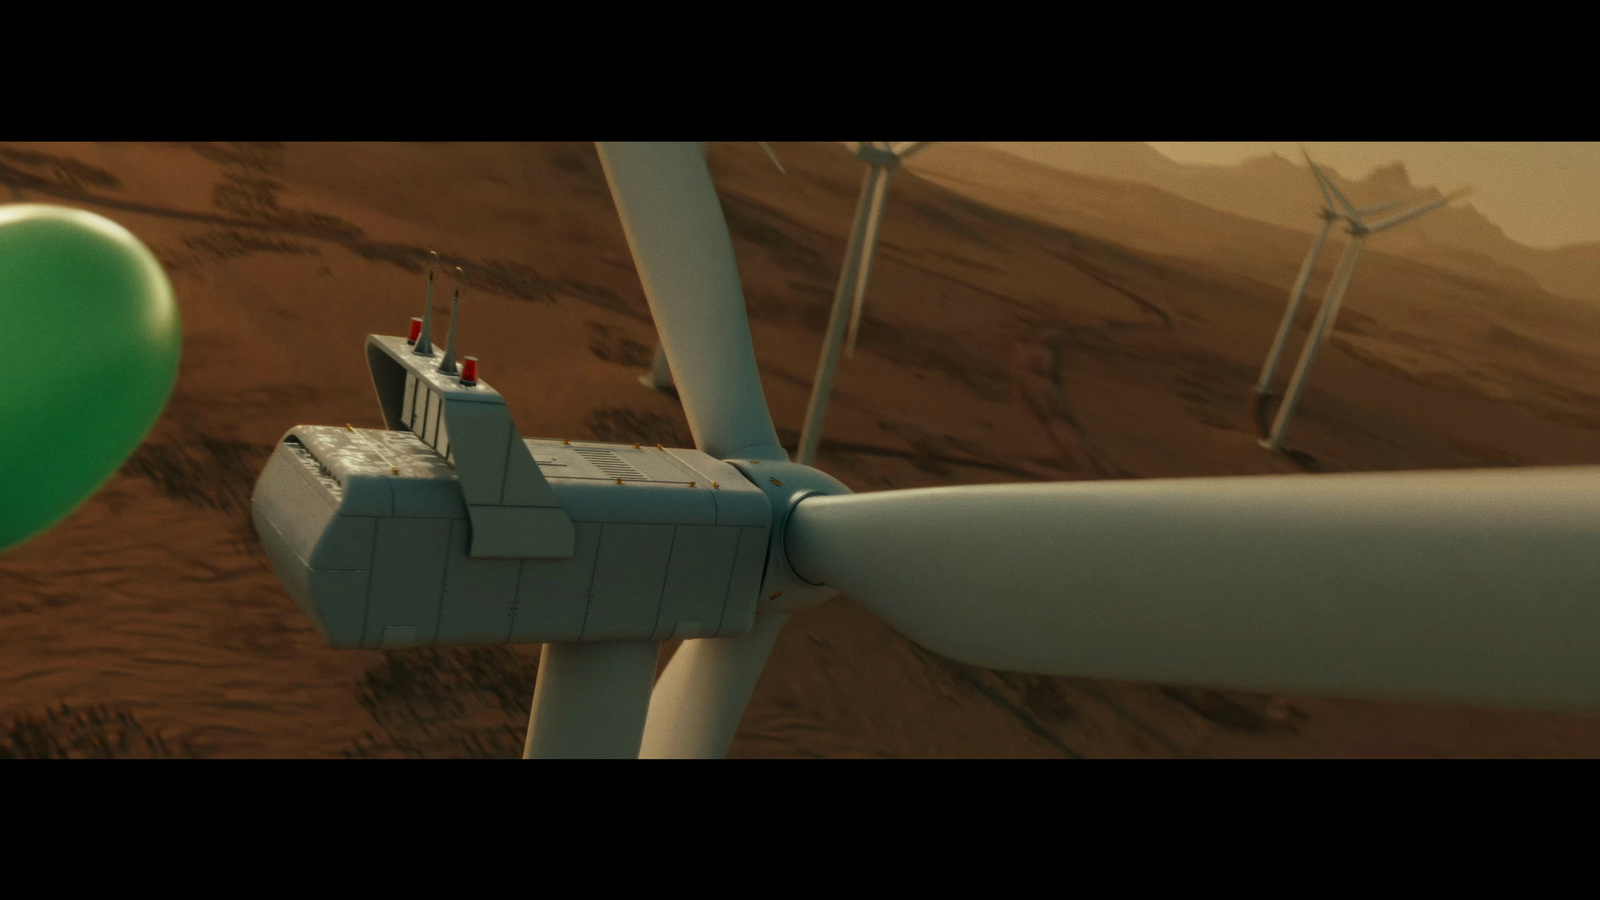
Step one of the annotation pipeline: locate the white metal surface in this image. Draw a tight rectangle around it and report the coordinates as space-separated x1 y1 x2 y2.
596 142 786 462
523 640 661 758
638 613 790 758
785 469 1600 710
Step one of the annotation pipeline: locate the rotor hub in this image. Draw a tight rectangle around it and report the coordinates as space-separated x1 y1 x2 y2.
725 459 852 615
855 143 901 168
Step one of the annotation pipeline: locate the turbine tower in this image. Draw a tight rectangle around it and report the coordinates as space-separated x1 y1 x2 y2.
793 141 933 466
1261 152 1471 452
1252 152 1411 437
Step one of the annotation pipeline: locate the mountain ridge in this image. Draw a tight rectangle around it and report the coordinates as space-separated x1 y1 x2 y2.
976 142 1600 305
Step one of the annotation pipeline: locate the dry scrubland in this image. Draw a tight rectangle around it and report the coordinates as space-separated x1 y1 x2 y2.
3 141 1600 758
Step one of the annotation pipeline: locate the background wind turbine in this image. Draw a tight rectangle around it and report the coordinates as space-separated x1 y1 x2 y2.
1252 151 1412 437
253 143 1600 762
619 144 1600 758
793 141 933 466
1262 158 1472 451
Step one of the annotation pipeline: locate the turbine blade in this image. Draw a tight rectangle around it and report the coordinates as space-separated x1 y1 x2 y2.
638 614 789 758
1367 187 1473 234
1300 145 1337 210
785 467 1600 710
523 641 661 758
759 141 787 175
1301 145 1359 219
892 141 933 161
596 142 785 461
1354 197 1410 217
844 168 894 358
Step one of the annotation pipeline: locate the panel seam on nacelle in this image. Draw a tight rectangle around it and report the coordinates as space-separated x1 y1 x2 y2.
706 528 741 638
504 551 525 644
434 518 455 644
361 507 380 650
656 524 685 641
577 523 606 638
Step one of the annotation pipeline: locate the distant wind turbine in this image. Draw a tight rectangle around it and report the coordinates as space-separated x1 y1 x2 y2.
1252 155 1412 436
794 141 933 466
1261 149 1471 452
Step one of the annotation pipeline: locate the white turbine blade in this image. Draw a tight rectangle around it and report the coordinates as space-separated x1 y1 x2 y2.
1316 170 1361 220
1367 187 1474 234
891 141 933 162
523 641 661 758
596 142 785 461
1301 145 1359 219
1354 197 1410 218
785 468 1600 711
844 167 894 359
1299 144 1338 211
638 614 789 759
758 142 787 175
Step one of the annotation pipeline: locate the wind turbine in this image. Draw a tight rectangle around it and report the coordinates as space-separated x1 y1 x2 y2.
793 141 933 466
1252 152 1412 437
638 142 787 392
1261 151 1471 451
252 142 1600 761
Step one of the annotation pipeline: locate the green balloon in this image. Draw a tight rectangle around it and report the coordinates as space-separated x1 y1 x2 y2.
0 204 182 553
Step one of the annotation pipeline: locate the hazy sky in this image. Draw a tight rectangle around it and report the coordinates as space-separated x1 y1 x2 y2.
1146 143 1600 250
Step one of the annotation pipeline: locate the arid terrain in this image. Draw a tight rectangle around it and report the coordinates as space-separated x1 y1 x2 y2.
3 141 1600 758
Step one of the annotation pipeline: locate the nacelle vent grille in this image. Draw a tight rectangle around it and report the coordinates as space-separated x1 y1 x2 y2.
284 436 345 499
573 447 648 481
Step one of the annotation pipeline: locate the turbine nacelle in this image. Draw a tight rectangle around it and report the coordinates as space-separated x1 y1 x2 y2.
253 320 857 655
252 327 790 650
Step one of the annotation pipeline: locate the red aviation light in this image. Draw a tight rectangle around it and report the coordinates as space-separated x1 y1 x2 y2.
460 356 478 386
407 317 423 345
